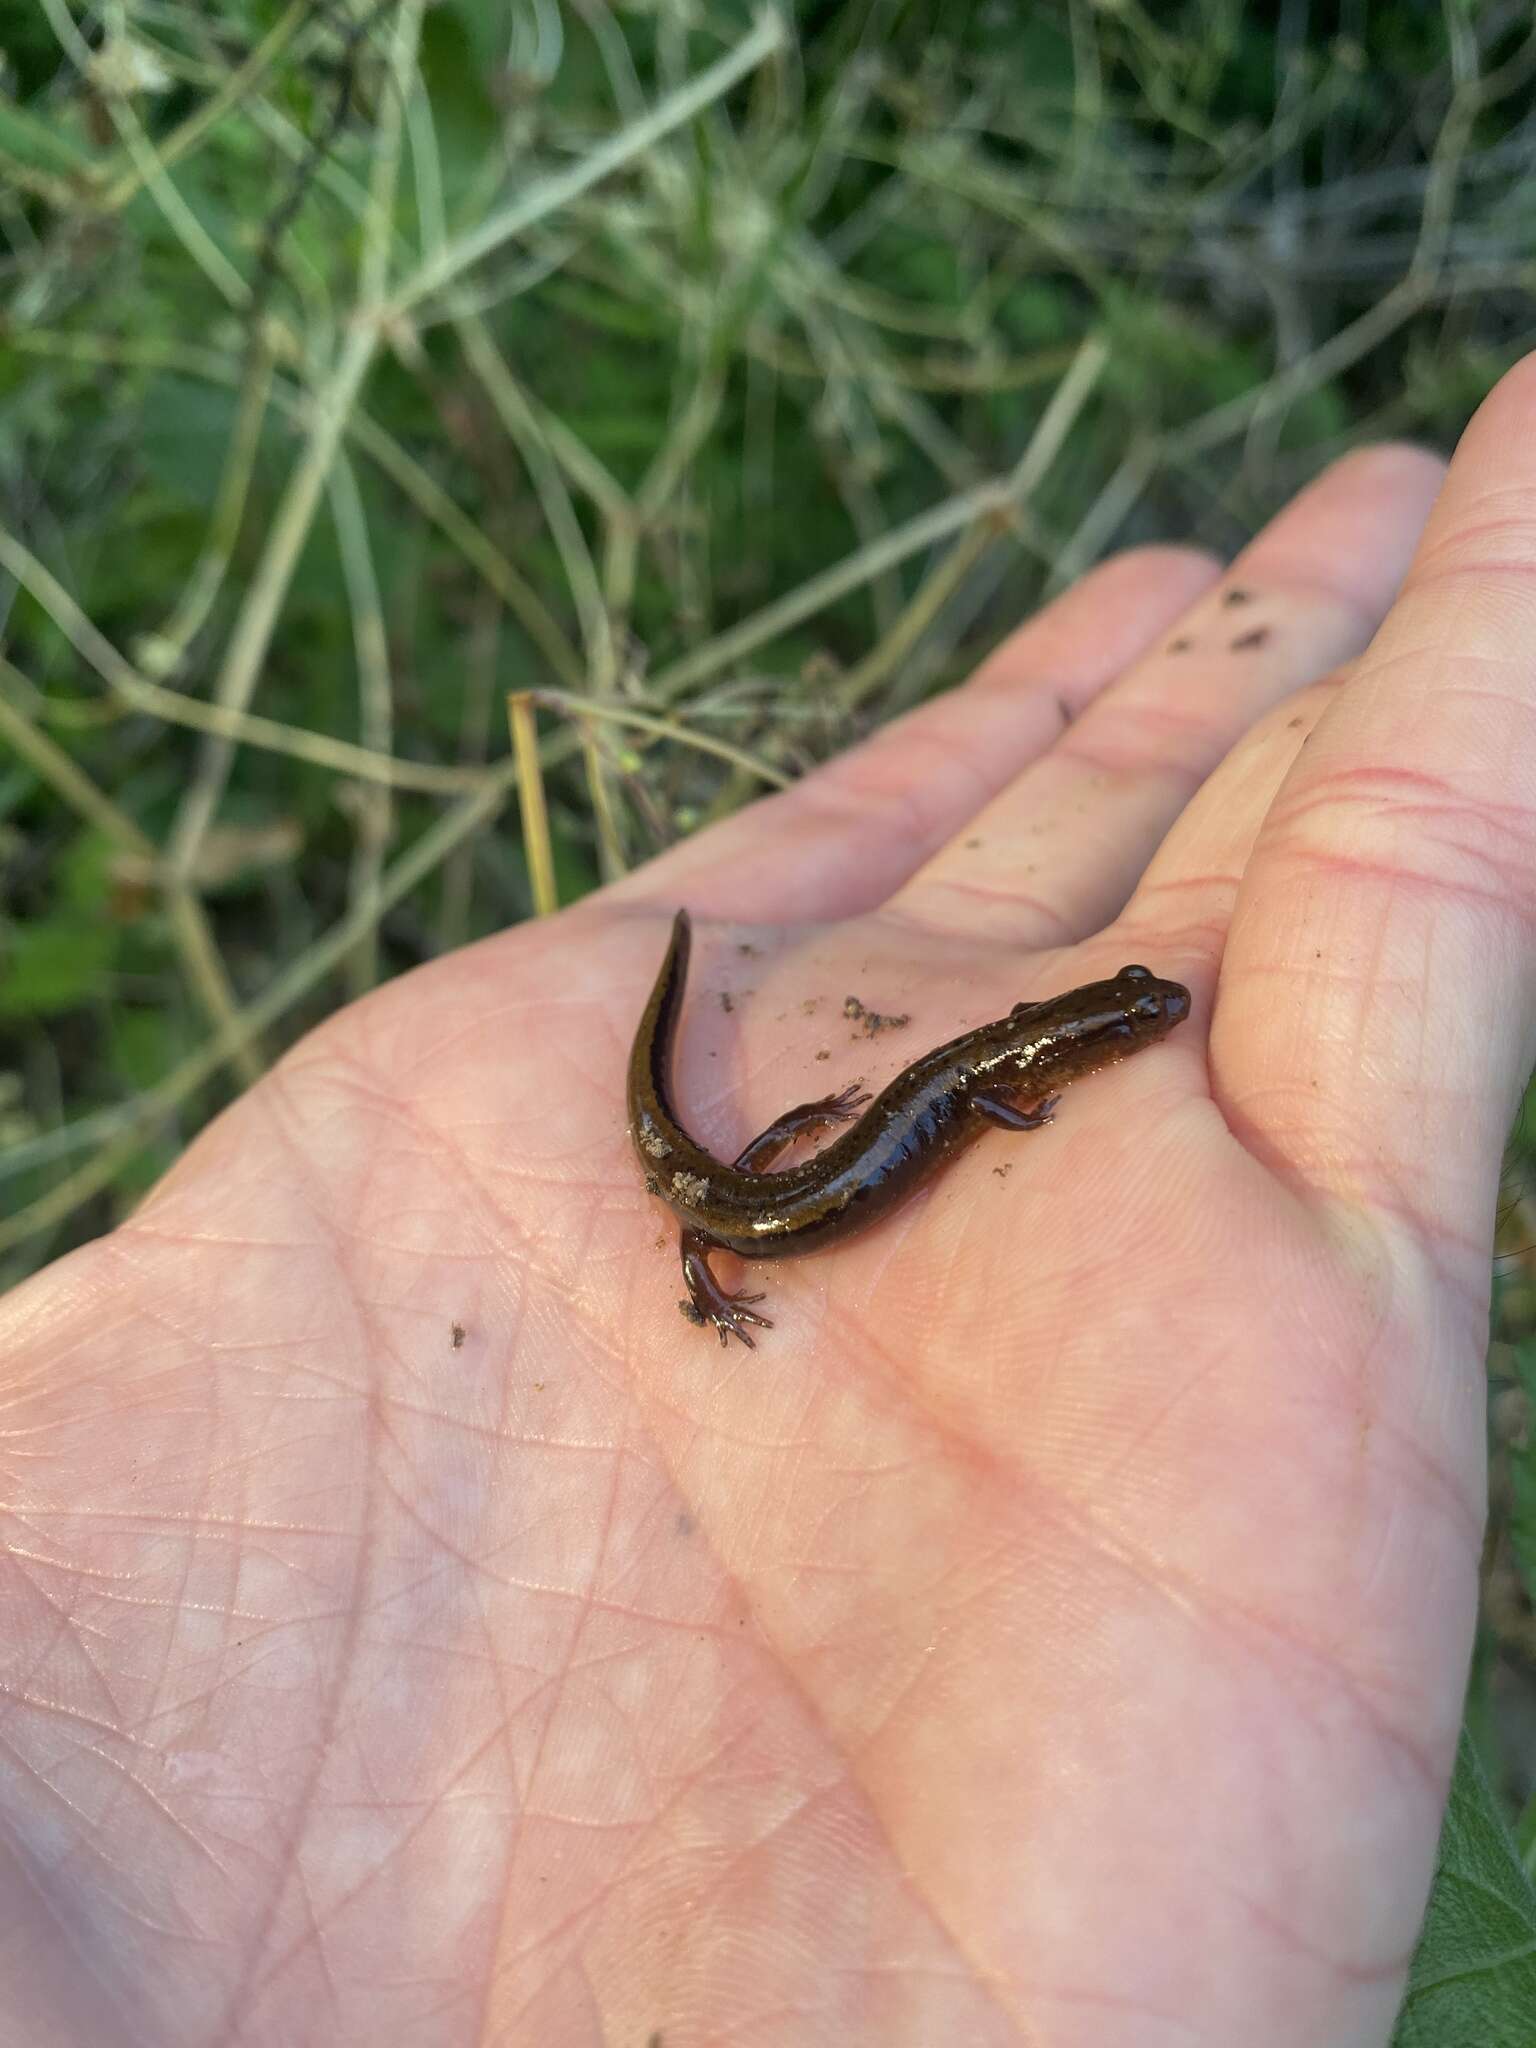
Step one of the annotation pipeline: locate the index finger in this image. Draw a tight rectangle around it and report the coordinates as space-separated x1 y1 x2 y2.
1211 353 1536 1280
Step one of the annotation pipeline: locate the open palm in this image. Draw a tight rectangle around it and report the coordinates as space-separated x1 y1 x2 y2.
6 361 1534 2048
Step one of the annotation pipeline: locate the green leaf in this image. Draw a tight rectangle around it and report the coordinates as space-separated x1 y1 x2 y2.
137 376 242 505
1509 1341 1536 1604
108 1006 180 1095
1516 1786 1536 1882
56 827 116 914
1392 1730 1536 2045
0 97 94 176
419 3 500 207
0 918 117 1018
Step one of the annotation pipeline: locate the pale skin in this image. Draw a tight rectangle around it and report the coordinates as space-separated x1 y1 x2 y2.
5 354 1536 2048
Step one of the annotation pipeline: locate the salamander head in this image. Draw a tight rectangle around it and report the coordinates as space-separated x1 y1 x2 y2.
1006 963 1190 1077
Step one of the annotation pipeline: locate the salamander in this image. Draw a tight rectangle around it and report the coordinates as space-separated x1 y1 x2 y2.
628 909 1190 1346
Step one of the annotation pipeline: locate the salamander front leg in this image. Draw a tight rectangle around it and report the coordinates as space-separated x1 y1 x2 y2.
679 1229 773 1349
972 1092 1059 1132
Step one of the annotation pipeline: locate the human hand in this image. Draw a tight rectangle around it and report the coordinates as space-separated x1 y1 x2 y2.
6 358 1534 2047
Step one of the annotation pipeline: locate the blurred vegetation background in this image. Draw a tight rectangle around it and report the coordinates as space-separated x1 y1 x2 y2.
4 0 1536 1965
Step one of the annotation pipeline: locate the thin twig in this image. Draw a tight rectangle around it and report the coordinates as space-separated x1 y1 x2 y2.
0 524 485 792
348 411 587 686
96 0 315 212
389 8 787 316
249 0 397 321
164 320 381 878
439 587 503 947
40 0 249 306
579 722 628 881
837 516 999 711
328 452 395 995
3 327 617 683
646 481 1007 704
533 688 791 789
163 884 266 1085
0 668 156 854
455 315 610 668
166 2 424 890
508 692 559 916
135 336 277 679
1003 331 1111 497
0 652 262 1087
640 330 1108 714
1047 437 1159 593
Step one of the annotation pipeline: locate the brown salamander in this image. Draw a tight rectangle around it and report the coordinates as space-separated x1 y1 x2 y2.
628 909 1190 1346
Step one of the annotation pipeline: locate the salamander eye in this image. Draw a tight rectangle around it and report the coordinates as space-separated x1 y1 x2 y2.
1118 964 1151 981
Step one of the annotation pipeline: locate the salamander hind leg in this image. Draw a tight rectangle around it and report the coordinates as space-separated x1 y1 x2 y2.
680 1229 774 1349
732 1083 873 1172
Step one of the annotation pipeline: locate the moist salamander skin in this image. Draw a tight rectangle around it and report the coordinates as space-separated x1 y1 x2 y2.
627 907 1191 1348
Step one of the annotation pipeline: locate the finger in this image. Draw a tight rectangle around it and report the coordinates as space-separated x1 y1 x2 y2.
1210 353 1536 1274
887 443 1449 950
1125 670 1340 953
608 545 1218 923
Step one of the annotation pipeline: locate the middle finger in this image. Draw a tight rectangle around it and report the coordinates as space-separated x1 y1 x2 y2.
885 445 1447 951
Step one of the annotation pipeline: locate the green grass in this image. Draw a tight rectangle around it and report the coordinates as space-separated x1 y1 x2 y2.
4 4 1536 2024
